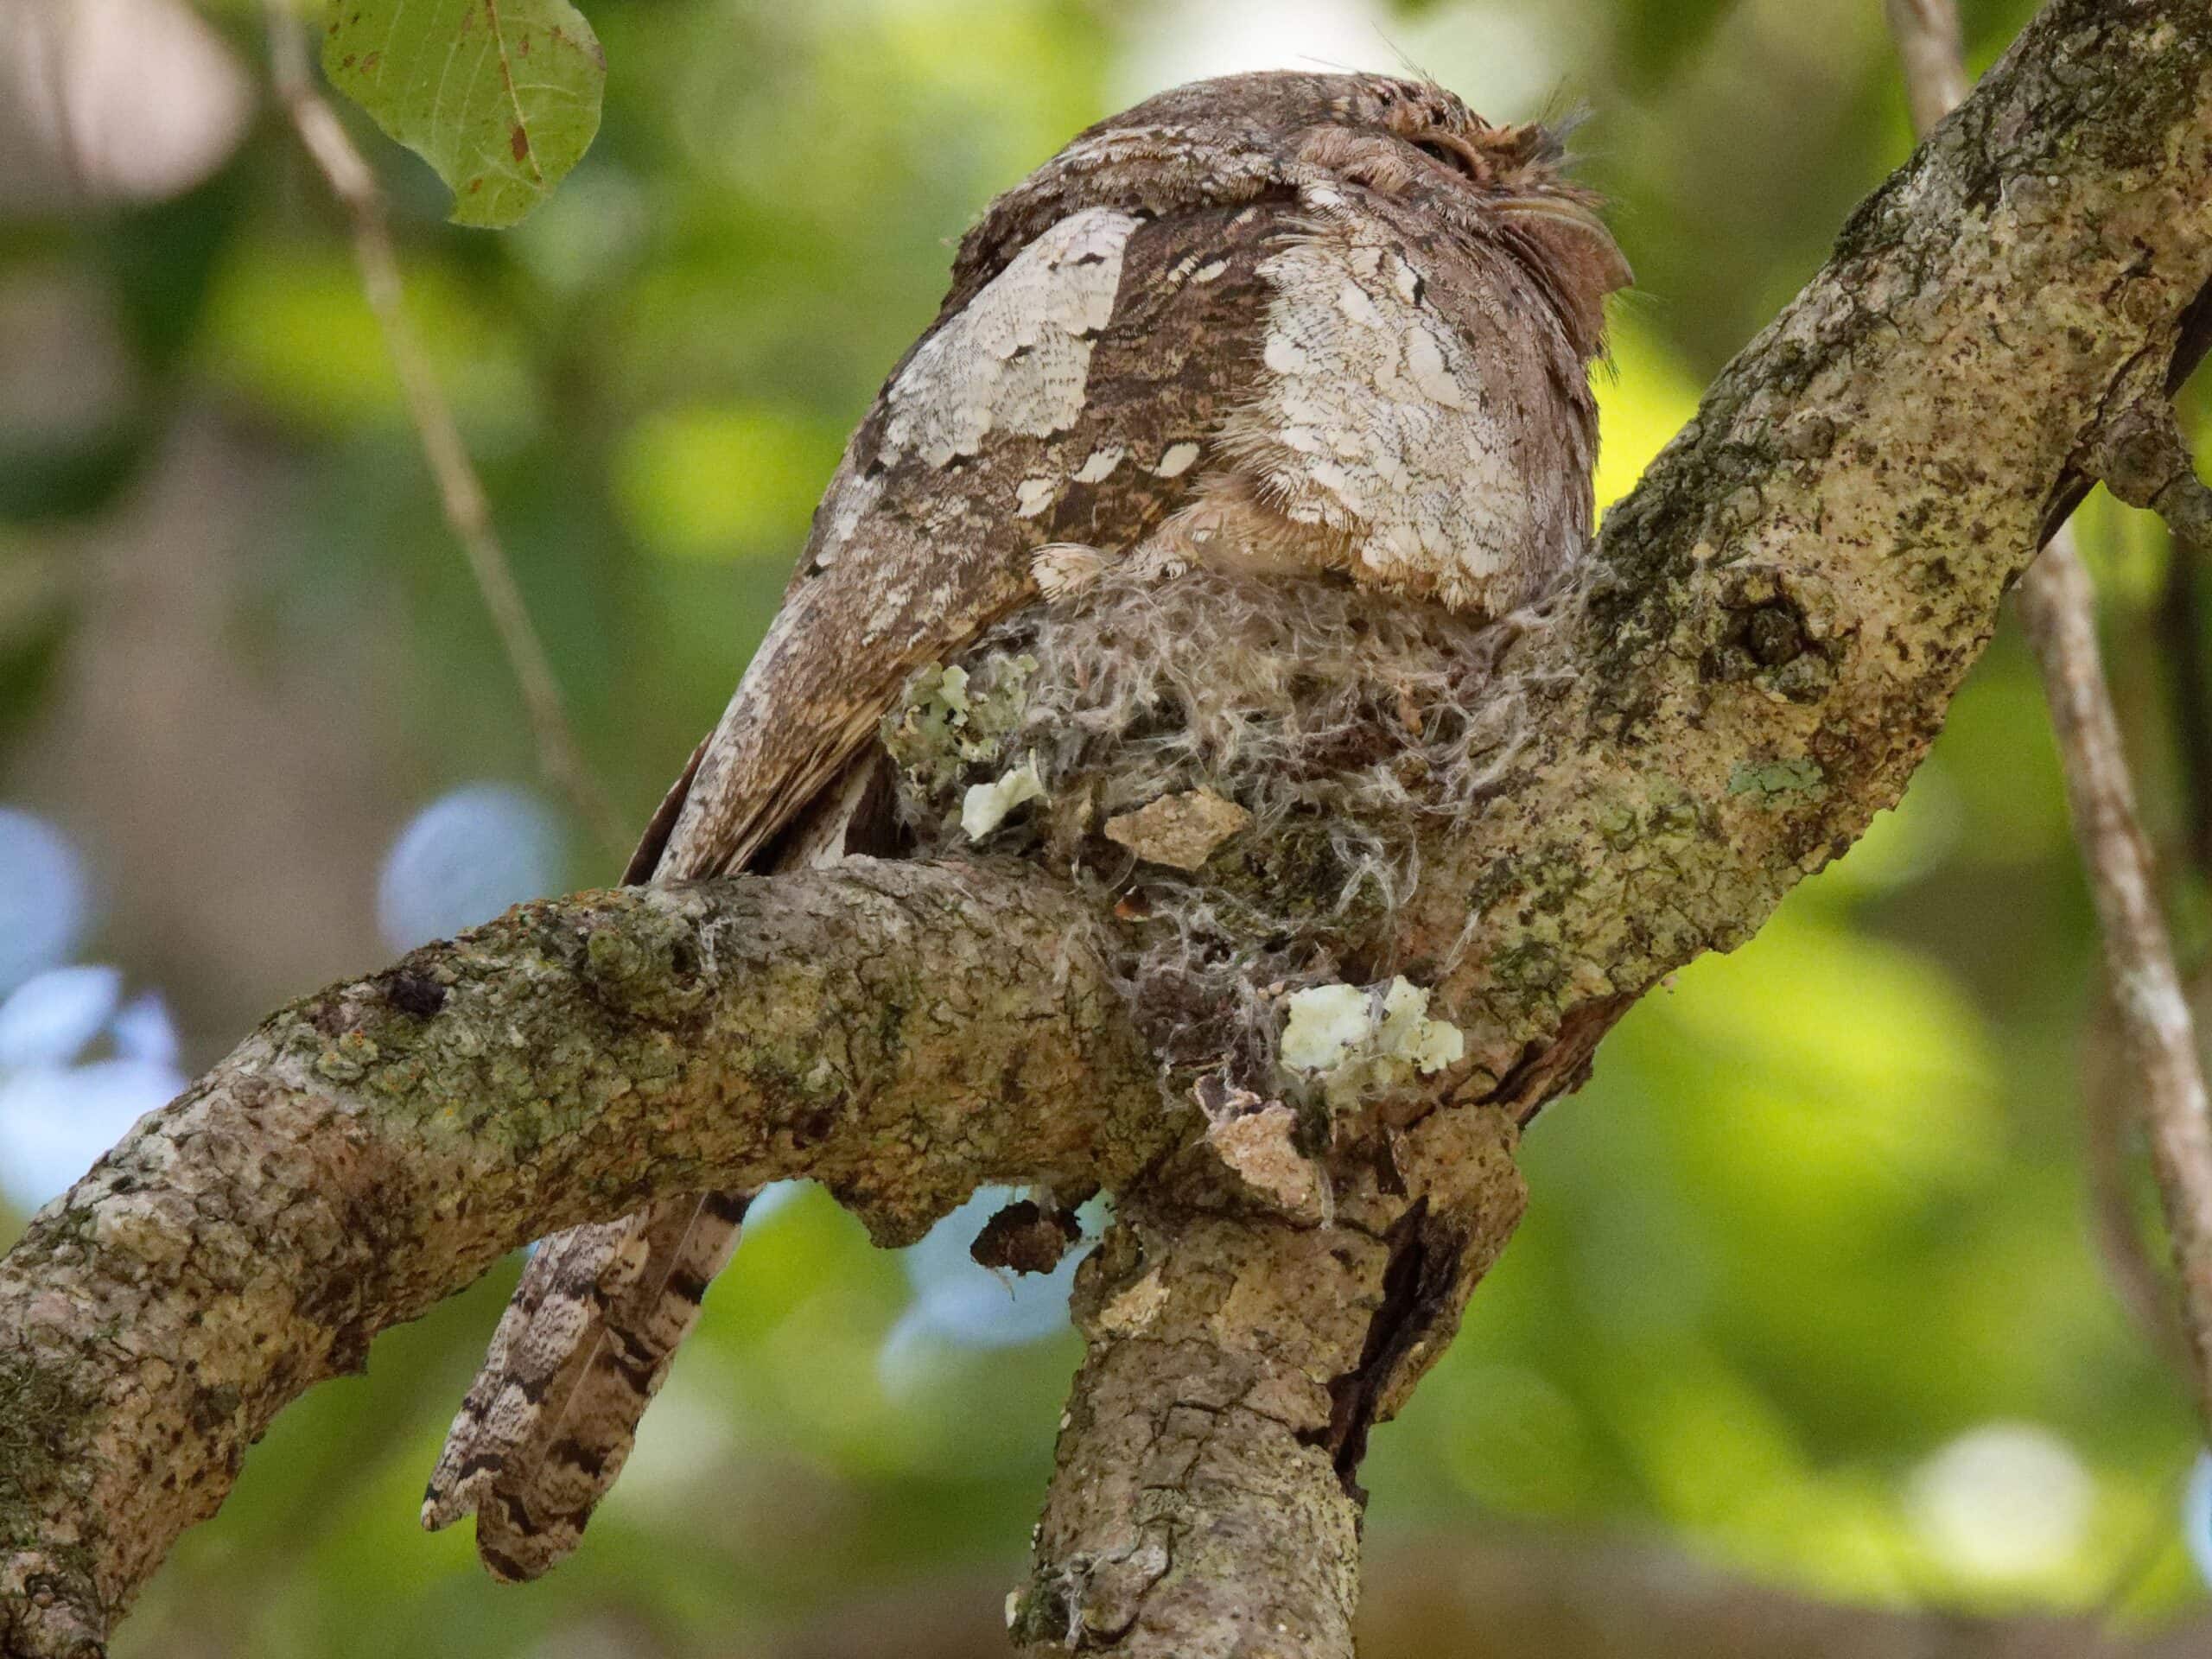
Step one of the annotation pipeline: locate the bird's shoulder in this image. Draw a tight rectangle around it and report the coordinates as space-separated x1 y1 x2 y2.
650 192 1306 880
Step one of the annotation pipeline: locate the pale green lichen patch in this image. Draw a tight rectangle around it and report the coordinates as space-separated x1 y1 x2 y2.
0 1356 83 1527
0 1352 103 1630
1279 985 1373 1073
963 756 1048 840
884 656 1039 810
1376 981 1466 1073
1280 977 1465 1109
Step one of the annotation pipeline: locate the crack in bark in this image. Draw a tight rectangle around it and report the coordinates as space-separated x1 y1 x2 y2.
1315 1198 1442 1493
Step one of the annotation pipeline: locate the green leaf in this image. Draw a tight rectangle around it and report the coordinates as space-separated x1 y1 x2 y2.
321 0 605 229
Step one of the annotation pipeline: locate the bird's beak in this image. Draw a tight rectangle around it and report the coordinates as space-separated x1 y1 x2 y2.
1492 194 1635 296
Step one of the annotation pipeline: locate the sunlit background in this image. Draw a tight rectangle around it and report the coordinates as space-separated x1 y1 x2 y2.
4 0 2211 1652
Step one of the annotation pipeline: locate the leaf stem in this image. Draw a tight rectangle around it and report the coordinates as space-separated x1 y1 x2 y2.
264 0 629 865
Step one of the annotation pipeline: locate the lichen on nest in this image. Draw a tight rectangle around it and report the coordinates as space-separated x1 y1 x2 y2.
880 563 1579 1109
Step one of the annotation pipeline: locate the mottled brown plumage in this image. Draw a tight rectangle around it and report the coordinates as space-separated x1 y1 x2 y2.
423 68 1627 1581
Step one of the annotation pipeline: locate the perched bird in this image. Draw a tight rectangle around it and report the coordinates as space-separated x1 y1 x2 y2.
421 68 1629 1581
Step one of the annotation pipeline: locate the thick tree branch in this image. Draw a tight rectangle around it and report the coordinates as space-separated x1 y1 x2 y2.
4 3 2212 1656
1011 1112 1525 1652
0 865 1164 1659
1017 3 2212 1649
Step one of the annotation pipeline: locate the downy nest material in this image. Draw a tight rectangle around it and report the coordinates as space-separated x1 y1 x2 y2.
881 563 1574 1114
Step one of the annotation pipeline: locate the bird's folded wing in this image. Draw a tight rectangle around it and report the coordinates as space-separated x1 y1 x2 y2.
425 194 1298 1580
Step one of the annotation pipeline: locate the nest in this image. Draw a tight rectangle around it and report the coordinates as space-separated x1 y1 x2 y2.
882 564 1575 1107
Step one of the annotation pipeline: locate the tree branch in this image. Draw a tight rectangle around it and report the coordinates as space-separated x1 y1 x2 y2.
2075 398 2212 1433
1012 1114 1525 1653
1010 3 2212 1649
5 2 2212 1656
0 865 1164 1659
2021 541 2212 1429
1886 0 1972 135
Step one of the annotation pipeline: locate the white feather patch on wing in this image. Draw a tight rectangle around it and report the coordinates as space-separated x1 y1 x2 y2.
880 206 1141 469
804 204 1143 635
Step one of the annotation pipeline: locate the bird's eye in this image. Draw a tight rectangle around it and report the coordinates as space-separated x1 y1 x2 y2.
1415 137 1478 180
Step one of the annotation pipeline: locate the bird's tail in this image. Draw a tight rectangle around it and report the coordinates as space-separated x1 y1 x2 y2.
420 1188 749 1580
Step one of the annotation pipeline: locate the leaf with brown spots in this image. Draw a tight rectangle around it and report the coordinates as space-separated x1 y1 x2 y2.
322 0 603 229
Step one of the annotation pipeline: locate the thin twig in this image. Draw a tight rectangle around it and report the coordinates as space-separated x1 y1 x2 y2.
2084 1003 2194 1369
1885 0 1969 138
2017 542 2212 1433
263 2 628 863
28 2 88 200
1889 0 2212 1437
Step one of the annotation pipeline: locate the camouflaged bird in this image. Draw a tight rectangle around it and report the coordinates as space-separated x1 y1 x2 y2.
421 68 1630 1581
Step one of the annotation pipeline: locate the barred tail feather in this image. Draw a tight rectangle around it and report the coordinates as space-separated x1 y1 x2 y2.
421 1190 749 1580
425 738 884 1580
418 1216 637 1532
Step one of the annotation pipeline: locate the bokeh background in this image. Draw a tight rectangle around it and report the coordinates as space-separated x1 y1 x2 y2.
4 0 2212 1653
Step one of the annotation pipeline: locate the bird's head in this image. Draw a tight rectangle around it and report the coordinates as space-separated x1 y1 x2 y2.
1084 71 1632 358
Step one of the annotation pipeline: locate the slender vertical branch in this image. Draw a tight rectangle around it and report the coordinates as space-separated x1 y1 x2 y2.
1884 0 1968 137
262 2 627 862
1888 0 2212 1436
2020 546 2212 1431
2084 1011 2193 1369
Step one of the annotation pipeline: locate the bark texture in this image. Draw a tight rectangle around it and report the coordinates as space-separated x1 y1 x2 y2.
1012 1108 1524 1655
3 2 2212 1656
0 867 1165 1659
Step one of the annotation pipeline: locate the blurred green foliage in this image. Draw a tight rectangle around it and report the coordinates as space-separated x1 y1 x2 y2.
4 0 2211 1653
